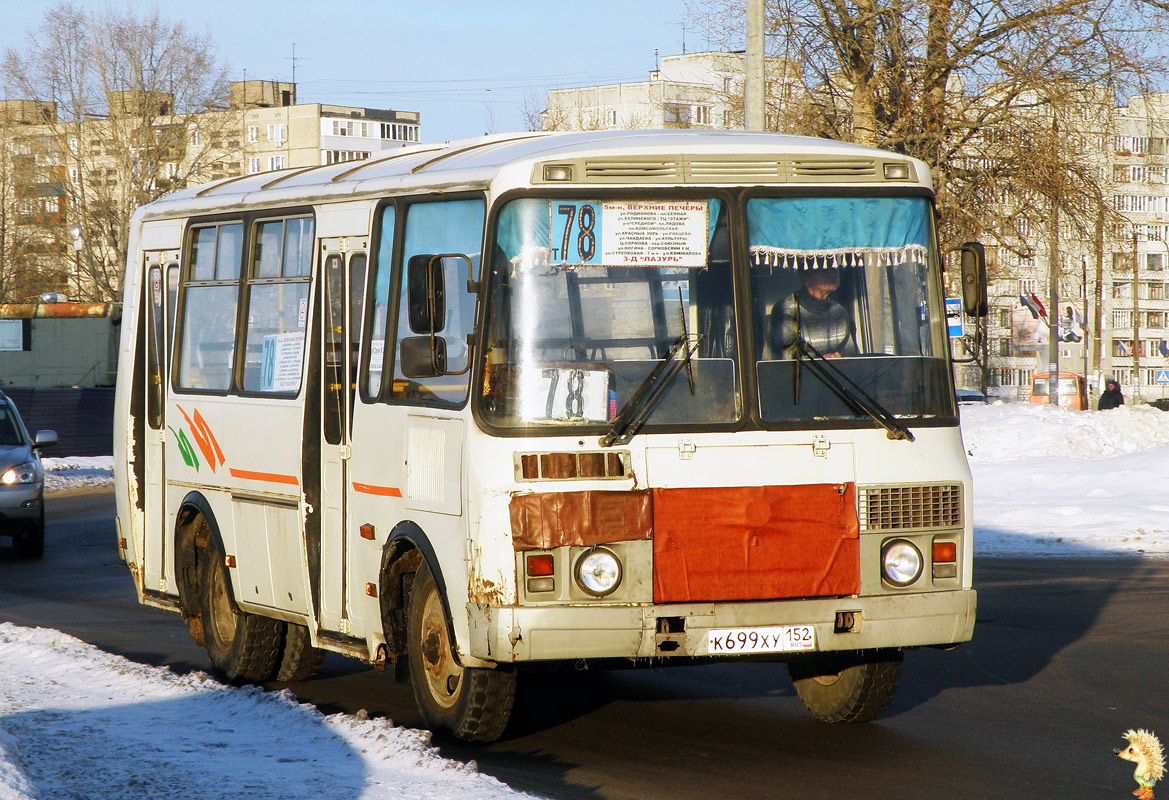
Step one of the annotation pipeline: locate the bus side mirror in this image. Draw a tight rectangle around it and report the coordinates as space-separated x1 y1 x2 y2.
960 242 988 317
400 335 447 378
407 254 446 333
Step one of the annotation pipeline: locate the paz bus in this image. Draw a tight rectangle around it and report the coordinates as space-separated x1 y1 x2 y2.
114 130 985 742
1029 371 1088 409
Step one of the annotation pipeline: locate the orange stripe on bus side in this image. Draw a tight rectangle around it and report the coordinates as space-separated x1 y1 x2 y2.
352 482 403 497
228 468 300 486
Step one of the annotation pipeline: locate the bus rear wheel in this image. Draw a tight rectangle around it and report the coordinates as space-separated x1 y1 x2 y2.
406 560 515 742
200 538 283 684
276 623 325 682
787 648 902 723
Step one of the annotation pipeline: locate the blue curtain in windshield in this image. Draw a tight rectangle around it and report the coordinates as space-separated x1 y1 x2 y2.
748 197 930 268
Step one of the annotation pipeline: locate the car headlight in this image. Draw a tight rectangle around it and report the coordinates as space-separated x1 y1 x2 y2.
1 461 38 486
574 547 622 597
881 539 923 587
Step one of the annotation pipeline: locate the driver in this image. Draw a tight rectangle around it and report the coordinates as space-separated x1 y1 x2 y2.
769 267 856 359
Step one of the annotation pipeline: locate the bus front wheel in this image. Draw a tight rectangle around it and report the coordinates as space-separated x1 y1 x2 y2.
406 560 515 742
787 648 902 723
200 538 283 684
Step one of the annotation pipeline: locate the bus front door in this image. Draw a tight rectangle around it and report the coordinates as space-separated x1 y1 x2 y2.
317 241 366 634
142 252 178 594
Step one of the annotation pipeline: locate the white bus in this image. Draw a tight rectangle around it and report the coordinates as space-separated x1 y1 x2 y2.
114 130 986 742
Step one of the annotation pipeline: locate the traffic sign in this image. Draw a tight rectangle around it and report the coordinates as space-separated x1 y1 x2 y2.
1155 369 1169 385
945 298 964 338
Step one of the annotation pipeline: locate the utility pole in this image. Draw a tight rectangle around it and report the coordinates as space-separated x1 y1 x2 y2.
1093 205 1104 399
745 0 765 131
1133 229 1142 400
1047 116 1060 408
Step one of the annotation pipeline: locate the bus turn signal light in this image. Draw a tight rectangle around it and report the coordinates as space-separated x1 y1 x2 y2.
932 541 957 563
526 553 554 576
359 523 375 540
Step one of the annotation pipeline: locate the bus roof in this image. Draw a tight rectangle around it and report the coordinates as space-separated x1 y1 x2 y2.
136 129 932 221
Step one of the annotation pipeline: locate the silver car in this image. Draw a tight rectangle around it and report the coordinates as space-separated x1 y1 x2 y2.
0 391 57 558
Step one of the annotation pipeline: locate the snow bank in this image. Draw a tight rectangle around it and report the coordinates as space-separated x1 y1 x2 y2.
0 624 531 800
42 456 113 494
962 403 1169 556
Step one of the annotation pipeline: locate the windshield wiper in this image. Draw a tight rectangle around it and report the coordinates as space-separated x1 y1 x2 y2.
791 339 915 442
600 331 702 448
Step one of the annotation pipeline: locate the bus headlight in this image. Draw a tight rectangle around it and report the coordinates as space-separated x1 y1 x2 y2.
881 539 923 587
574 547 622 597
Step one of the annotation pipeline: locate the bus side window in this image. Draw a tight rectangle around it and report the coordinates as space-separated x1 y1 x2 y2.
365 204 396 399
240 216 314 395
389 198 484 405
176 222 243 392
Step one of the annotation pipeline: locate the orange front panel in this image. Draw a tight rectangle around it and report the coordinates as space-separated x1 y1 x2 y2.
652 484 860 603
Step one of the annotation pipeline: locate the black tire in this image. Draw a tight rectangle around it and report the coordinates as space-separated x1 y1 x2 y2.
787 648 903 723
14 514 44 559
406 560 515 742
200 537 283 684
276 623 325 682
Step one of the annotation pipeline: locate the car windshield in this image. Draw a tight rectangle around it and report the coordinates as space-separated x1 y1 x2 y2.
0 401 24 446
748 195 954 422
480 196 738 431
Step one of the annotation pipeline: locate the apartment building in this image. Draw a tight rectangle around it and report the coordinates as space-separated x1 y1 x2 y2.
543 51 793 131
0 80 419 300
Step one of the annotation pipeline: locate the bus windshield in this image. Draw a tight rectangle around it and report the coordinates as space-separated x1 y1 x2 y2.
749 195 953 422
479 193 953 433
481 196 739 430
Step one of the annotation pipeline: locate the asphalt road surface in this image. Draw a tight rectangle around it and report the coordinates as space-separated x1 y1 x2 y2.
1 490 1165 800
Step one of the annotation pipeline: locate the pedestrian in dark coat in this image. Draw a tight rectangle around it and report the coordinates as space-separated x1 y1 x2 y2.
1098 379 1124 410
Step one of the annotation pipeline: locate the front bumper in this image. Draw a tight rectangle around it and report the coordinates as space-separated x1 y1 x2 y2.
469 588 976 663
0 484 43 524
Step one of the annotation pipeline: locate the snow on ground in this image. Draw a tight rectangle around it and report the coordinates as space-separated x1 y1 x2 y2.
4 404 1167 798
41 457 114 495
0 625 532 800
963 402 1169 557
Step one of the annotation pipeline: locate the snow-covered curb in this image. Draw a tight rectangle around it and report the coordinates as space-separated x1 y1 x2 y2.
0 624 532 800
42 456 113 494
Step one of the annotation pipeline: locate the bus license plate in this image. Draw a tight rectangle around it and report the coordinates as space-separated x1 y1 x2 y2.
706 625 816 654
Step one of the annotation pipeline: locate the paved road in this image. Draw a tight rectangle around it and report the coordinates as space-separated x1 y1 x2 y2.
2 490 1166 799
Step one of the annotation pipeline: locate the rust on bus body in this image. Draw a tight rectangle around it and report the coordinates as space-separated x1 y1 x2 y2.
468 545 508 606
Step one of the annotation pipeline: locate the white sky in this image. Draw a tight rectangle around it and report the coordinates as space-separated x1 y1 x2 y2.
16 401 1169 797
0 1 702 142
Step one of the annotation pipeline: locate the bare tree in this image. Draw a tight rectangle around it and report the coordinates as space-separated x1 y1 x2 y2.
687 0 1164 250
2 2 230 300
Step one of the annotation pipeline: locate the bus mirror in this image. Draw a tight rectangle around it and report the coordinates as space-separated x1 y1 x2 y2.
400 335 446 378
407 254 445 333
960 242 988 317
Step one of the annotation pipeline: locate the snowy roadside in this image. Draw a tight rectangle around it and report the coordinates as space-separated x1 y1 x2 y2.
42 456 114 496
0 624 533 800
963 403 1169 557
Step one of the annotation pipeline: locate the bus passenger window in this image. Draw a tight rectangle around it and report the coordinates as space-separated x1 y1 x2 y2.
176 222 243 392
365 204 396 399
241 216 314 394
389 198 484 405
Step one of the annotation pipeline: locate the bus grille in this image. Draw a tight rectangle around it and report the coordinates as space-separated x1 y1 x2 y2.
858 484 962 531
